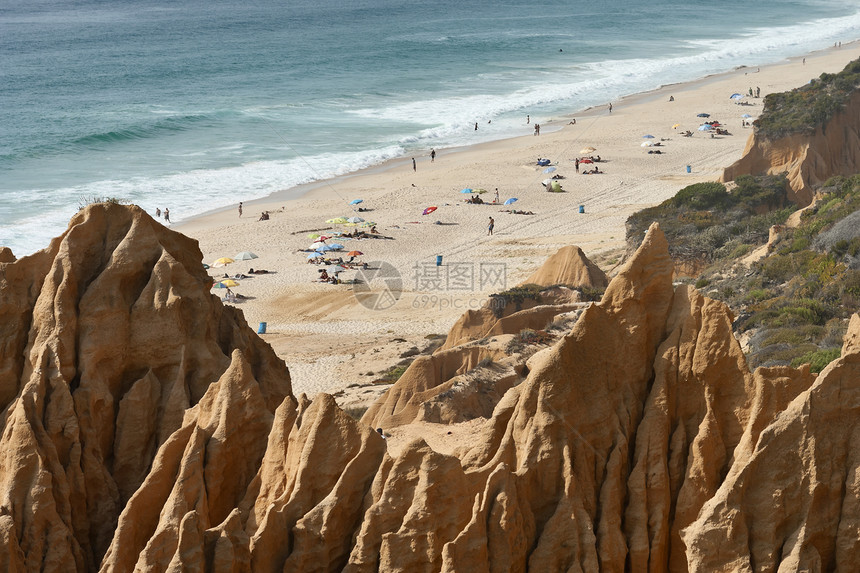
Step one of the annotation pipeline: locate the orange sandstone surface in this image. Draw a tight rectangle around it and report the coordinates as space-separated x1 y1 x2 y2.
0 203 858 571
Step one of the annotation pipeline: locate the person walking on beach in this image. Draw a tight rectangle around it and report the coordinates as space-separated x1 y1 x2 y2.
575 158 580 172
487 217 494 236
238 202 243 217
608 102 612 113
412 157 416 172
430 149 436 162
494 188 500 203
164 208 170 223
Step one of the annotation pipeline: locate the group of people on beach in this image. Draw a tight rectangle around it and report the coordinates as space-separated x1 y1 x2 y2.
154 207 170 222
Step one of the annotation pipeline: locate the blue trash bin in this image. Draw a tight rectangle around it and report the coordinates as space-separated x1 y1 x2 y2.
578 205 585 214
686 165 691 173
257 322 267 334
436 255 443 266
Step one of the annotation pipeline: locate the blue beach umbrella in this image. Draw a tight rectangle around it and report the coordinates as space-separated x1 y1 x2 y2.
328 243 345 250
697 113 710 118
543 166 557 173
642 134 655 138
308 252 324 259
460 188 473 193
504 198 518 205
741 113 753 118
349 199 363 205
698 124 714 131
730 93 744 100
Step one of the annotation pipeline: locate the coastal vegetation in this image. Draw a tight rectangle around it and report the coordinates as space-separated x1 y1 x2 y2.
755 57 860 138
628 173 860 372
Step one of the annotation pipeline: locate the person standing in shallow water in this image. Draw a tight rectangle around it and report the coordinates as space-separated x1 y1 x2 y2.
164 208 170 223
475 122 478 131
430 149 435 162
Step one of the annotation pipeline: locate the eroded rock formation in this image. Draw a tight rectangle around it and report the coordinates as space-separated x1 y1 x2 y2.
1 206 858 572
721 89 860 206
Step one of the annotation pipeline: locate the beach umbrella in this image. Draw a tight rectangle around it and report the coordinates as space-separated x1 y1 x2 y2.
347 216 364 223
543 166 557 173
347 250 363 257
213 279 239 288
642 134 655 139
504 198 518 205
360 221 376 227
233 251 258 260
641 141 654 147
328 243 345 250
327 265 347 274
326 217 348 224
310 242 325 250
349 199 363 205
307 252 324 259
203 264 210 269
423 206 438 215
308 233 321 240
730 93 744 100
741 113 753 118
580 146 596 154
580 158 593 164
473 188 488 194
698 124 714 131
697 113 710 118
211 257 234 268
317 244 337 252
460 188 473 193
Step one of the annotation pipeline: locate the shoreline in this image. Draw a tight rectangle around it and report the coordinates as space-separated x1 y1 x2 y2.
179 40 858 228
176 42 860 401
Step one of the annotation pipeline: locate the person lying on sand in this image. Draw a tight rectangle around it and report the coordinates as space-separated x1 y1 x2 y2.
318 270 329 281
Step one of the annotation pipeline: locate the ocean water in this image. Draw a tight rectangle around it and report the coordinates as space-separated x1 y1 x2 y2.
2 0 859 255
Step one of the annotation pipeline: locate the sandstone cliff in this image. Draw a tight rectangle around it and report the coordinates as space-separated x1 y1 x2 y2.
721 89 860 206
1 207 858 572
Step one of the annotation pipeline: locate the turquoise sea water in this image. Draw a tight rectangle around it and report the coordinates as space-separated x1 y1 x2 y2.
2 0 859 254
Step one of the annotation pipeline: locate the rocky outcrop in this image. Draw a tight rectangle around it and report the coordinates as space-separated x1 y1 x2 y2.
522 245 608 288
721 89 860 206
2 208 858 572
0 204 291 571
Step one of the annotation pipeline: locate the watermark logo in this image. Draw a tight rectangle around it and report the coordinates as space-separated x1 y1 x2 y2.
353 261 403 310
413 262 507 291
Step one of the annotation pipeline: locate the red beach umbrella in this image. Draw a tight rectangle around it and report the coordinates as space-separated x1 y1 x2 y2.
423 206 438 215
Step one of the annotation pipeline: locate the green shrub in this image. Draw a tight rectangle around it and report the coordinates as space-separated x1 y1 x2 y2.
670 182 729 210
790 348 841 373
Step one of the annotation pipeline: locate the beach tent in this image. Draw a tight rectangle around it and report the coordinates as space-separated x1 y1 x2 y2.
504 198 518 205
234 251 258 260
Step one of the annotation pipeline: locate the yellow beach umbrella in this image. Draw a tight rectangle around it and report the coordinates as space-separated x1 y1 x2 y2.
308 233 321 240
212 279 240 288
211 257 235 267
672 123 681 129
580 146 596 154
326 217 348 224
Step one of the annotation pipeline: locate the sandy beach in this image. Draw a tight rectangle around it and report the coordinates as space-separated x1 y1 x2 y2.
175 42 860 401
